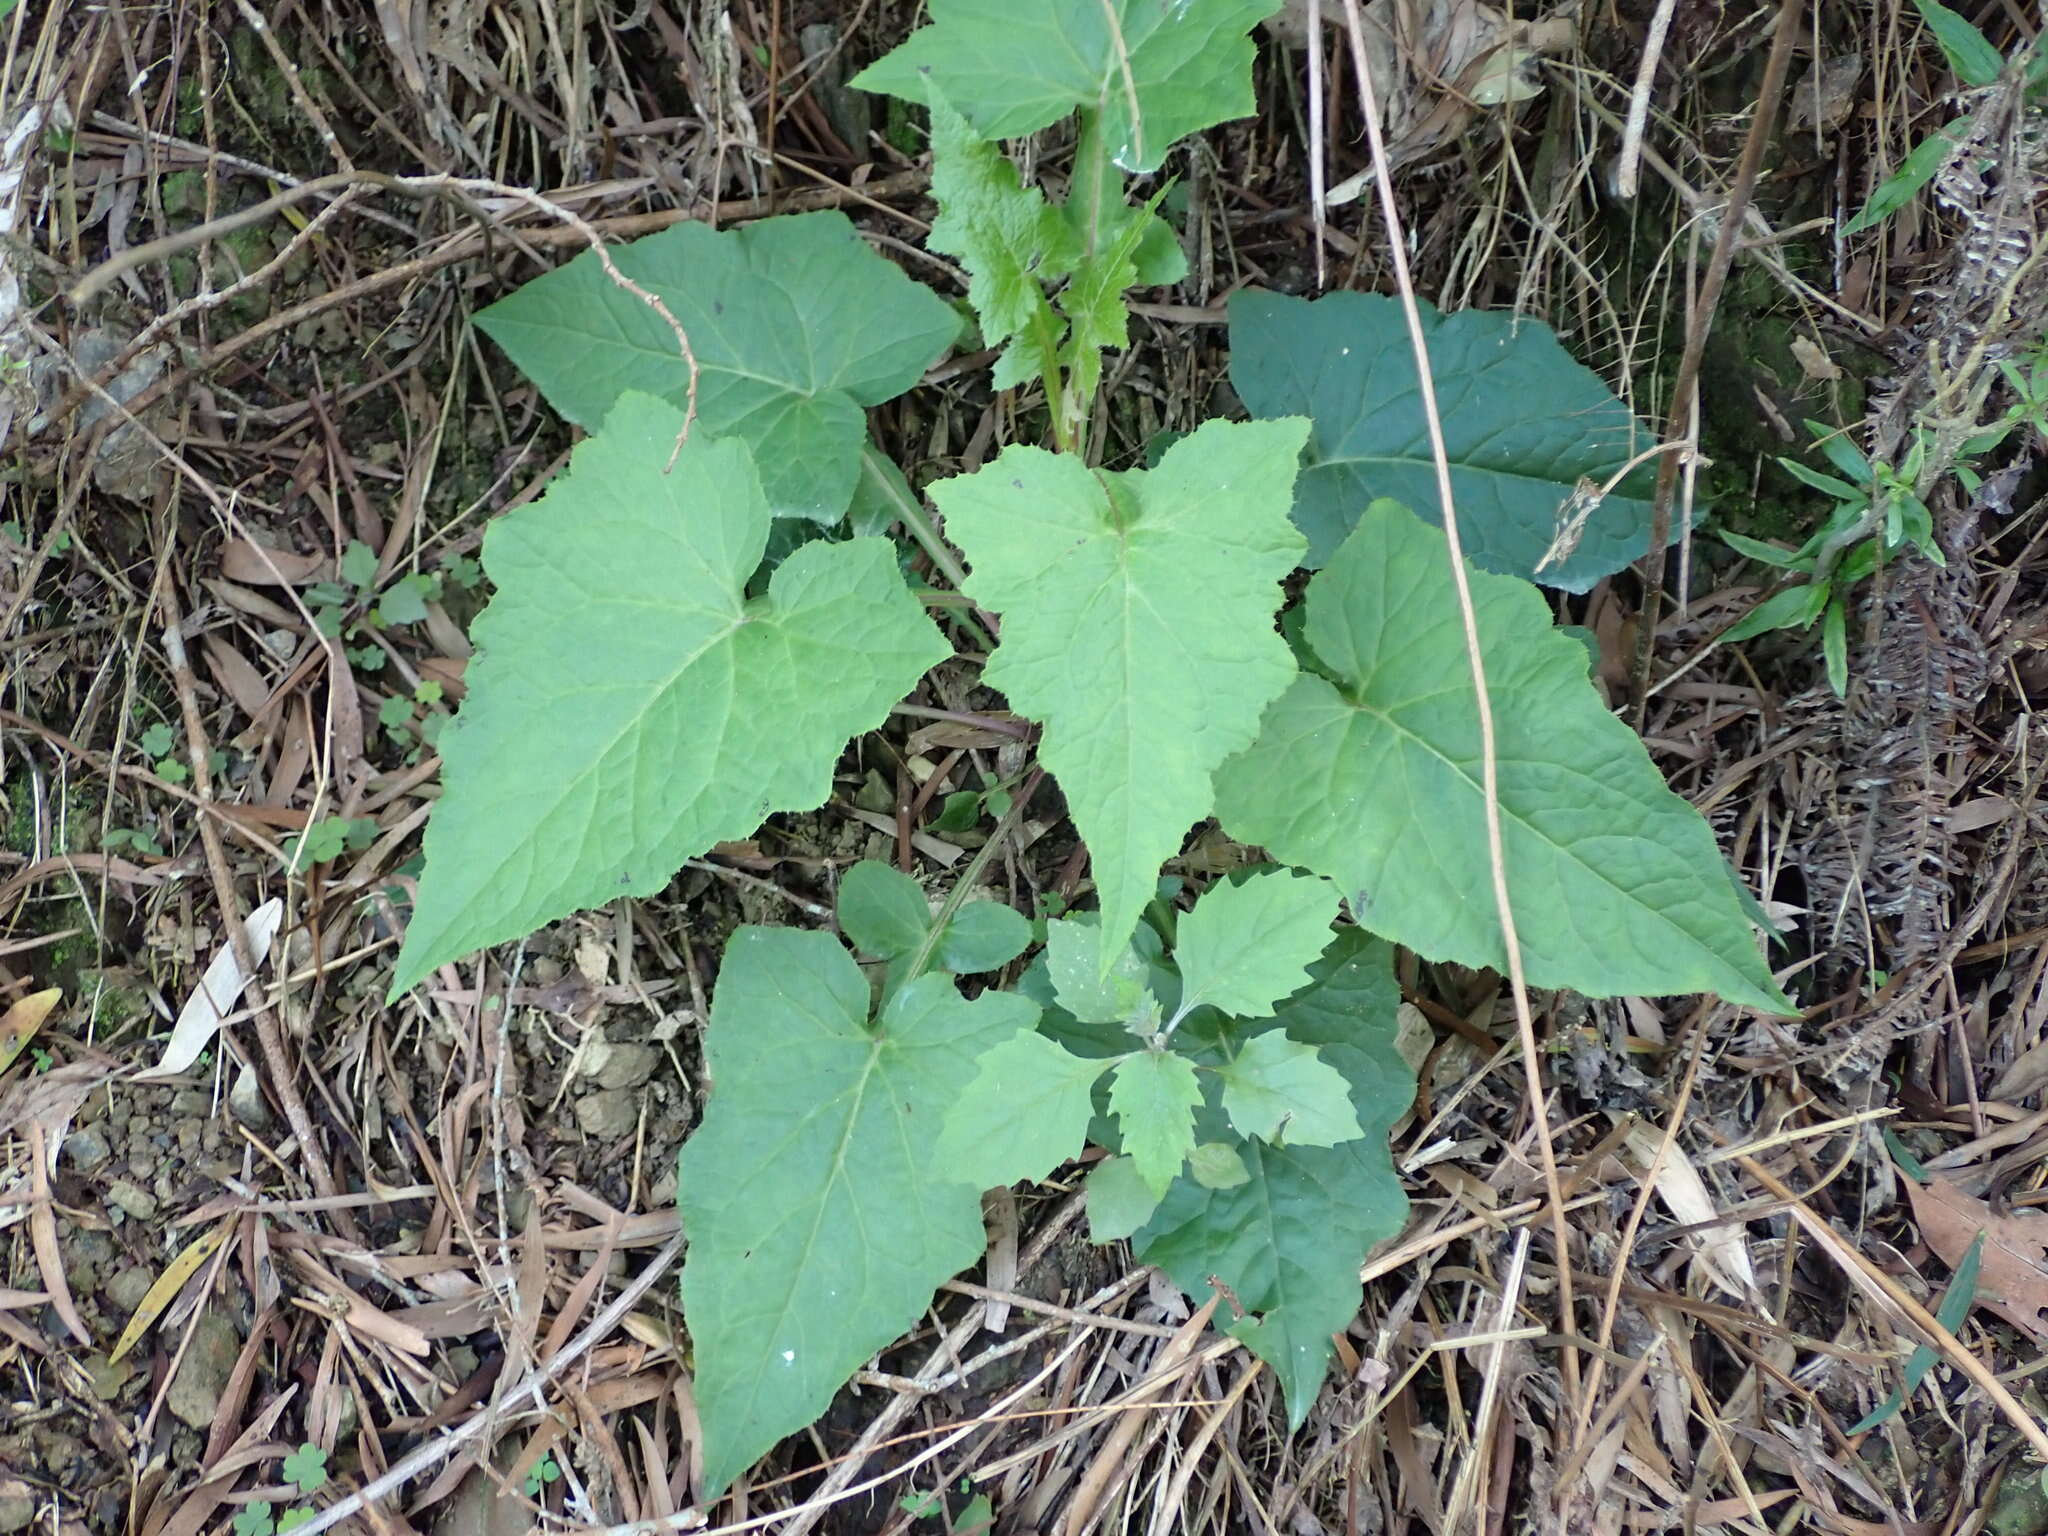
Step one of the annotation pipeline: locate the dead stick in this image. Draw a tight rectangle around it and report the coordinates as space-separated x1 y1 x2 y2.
1738 1152 2048 1462
1628 0 1805 722
157 574 352 1237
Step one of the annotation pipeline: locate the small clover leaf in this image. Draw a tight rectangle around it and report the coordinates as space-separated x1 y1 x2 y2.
232 1503 275 1536
282 1443 328 1495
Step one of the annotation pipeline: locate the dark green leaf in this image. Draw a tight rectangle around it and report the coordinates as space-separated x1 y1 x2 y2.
839 860 932 959
851 0 1279 174
1136 931 1411 1424
476 214 959 521
1229 289 1663 589
678 928 1037 1492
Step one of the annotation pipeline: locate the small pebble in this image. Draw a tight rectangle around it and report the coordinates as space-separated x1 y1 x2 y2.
104 1179 158 1222
574 1089 639 1139
63 1127 111 1173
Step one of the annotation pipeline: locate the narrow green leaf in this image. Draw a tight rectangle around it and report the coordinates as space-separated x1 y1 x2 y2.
1171 869 1339 1022
1044 918 1153 1026
1842 126 1965 236
934 419 1309 967
1719 531 1810 571
1849 1230 1984 1432
390 400 948 995
839 861 932 959
678 928 1037 1492
1913 0 2004 87
1823 593 1850 696
935 902 1033 974
1721 581 1829 643
1137 931 1411 1424
1087 1155 1162 1239
1774 456 1867 501
1219 1033 1363 1147
1804 421 1874 485
1229 289 1663 589
936 1031 1111 1189
1108 1051 1203 1196
1212 502 1791 1014
475 213 959 521
851 0 1281 174
848 447 920 539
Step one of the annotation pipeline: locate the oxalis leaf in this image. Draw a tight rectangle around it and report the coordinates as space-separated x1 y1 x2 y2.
1138 930 1412 1422
1228 289 1662 589
851 0 1281 174
933 418 1309 969
1212 501 1790 1014
678 927 1039 1492
474 212 959 521
389 397 948 995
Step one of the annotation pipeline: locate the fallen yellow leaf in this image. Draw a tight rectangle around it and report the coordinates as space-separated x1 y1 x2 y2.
109 1215 236 1365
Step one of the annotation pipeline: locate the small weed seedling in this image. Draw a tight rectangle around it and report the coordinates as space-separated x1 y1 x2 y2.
1844 0 2046 235
1721 420 1943 694
901 1480 993 1536
233 1444 329 1536
524 1454 562 1499
386 0 1793 1493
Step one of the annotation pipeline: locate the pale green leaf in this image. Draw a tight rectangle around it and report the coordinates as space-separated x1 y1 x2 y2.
1108 1051 1203 1196
389 399 949 995
1188 1142 1251 1188
1213 503 1789 1014
838 860 931 959
1218 1033 1363 1147
933 419 1309 965
1171 869 1338 1023
1087 1155 1161 1240
926 95 1075 374
839 862 1029 975
936 1031 1111 1189
851 0 1281 174
1043 918 1152 1026
1229 289 1663 589
475 213 959 521
935 902 1033 973
677 928 1037 1492
1137 931 1411 1423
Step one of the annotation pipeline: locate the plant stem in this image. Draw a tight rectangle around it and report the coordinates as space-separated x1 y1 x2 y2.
1069 109 1120 266
862 443 969 592
901 769 1045 983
